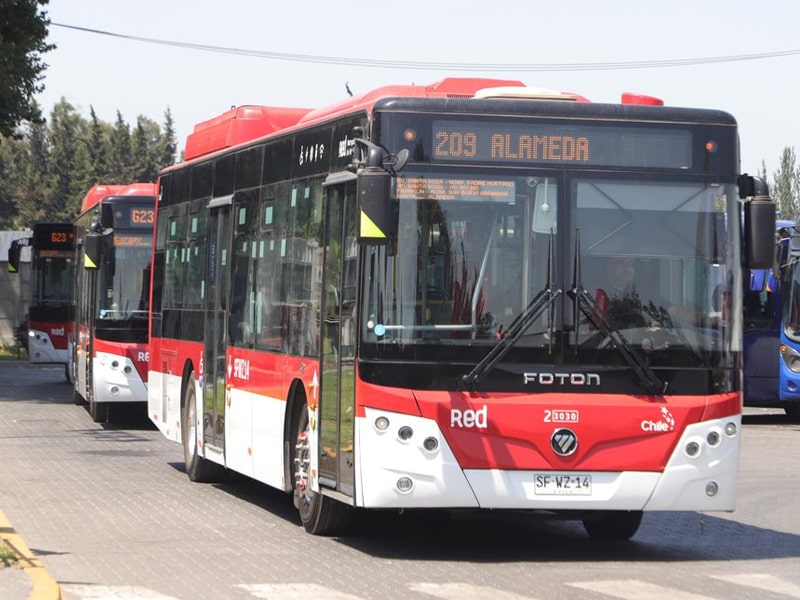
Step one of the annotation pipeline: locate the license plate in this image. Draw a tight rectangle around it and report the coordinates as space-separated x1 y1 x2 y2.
534 473 592 496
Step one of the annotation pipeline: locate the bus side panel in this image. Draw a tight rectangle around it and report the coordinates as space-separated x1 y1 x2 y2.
147 337 202 443
225 347 310 491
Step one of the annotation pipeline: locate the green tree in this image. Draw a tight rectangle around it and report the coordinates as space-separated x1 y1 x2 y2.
109 111 133 183
0 0 54 137
771 146 800 221
87 106 112 184
0 135 27 228
15 119 53 227
48 99 92 219
130 116 161 182
158 108 178 168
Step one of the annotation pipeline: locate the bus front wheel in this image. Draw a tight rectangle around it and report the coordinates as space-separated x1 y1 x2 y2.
582 510 642 540
292 401 353 536
89 399 109 423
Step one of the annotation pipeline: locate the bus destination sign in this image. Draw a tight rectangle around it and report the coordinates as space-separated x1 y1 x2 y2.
113 205 155 229
432 120 692 168
33 225 75 250
396 176 515 203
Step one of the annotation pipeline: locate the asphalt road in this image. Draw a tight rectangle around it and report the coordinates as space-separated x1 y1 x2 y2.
1 363 799 600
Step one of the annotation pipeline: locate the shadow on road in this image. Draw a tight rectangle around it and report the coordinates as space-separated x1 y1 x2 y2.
187 463 800 564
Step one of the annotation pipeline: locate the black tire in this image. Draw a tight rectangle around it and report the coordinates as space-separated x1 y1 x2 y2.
292 401 353 535
182 373 222 482
784 402 800 422
89 398 109 423
582 511 643 540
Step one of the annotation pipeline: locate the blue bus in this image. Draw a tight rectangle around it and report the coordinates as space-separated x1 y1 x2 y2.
742 219 800 419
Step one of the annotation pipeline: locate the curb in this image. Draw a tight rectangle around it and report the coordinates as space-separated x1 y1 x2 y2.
0 508 61 600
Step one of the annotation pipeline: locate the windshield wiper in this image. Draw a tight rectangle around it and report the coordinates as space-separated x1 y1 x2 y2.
461 232 560 390
568 230 667 396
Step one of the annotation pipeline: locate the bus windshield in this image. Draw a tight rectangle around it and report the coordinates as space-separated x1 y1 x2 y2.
32 252 74 305
361 172 737 369
97 234 152 322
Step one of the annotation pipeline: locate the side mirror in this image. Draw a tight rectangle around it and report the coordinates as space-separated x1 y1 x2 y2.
739 175 776 269
357 167 397 243
743 199 776 269
7 242 22 273
84 229 115 271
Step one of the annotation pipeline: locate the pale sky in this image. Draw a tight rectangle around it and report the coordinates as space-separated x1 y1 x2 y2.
35 0 800 177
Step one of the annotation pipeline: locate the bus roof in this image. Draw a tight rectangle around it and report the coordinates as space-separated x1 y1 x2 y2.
181 77 628 162
80 182 157 213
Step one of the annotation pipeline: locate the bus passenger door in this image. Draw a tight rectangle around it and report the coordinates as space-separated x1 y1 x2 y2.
318 181 357 497
204 202 231 451
743 268 781 404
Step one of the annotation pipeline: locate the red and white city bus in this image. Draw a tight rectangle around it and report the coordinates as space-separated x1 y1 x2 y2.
8 222 76 381
73 183 157 422
147 78 775 539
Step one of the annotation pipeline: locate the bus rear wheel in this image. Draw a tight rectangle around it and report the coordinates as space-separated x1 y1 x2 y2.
182 374 221 482
582 510 642 540
292 401 353 536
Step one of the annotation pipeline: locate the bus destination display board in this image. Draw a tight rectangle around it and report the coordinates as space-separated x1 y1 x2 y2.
33 225 75 250
396 175 515 203
112 205 155 229
432 120 692 168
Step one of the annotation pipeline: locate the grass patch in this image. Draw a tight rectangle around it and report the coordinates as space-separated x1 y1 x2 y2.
0 540 18 565
0 343 26 361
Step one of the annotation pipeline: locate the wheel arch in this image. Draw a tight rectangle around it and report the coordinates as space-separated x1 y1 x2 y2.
283 377 308 493
180 358 197 412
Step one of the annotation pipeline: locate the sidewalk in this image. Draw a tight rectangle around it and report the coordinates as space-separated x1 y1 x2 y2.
0 508 61 600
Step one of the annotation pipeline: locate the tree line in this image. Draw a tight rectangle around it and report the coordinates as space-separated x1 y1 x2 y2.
765 147 800 223
0 98 177 229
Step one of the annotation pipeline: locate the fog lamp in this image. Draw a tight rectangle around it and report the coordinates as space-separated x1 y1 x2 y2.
396 477 414 493
685 441 701 458
423 436 439 452
398 426 413 441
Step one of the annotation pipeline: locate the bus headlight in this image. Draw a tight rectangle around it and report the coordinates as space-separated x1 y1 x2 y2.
780 343 800 373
